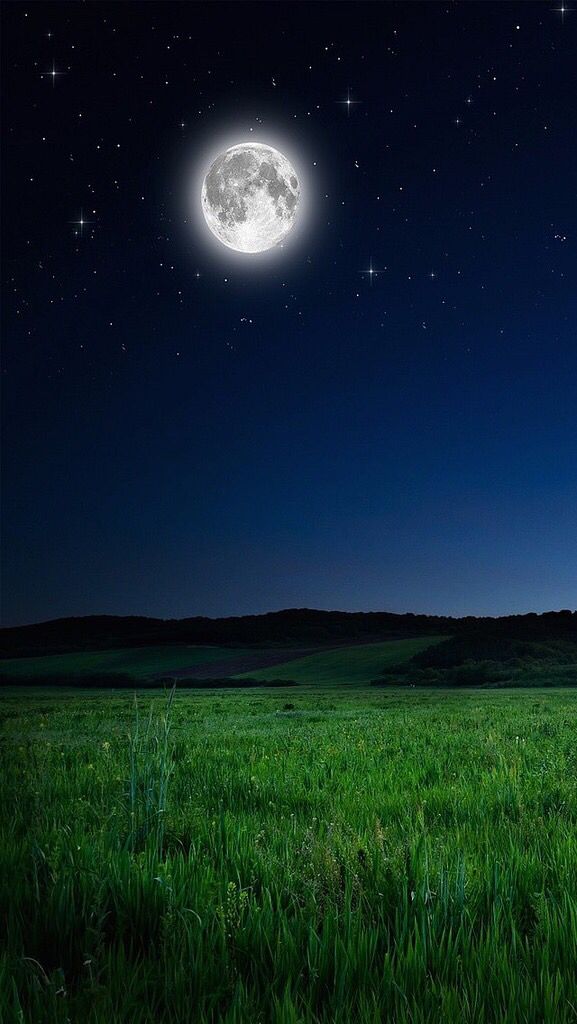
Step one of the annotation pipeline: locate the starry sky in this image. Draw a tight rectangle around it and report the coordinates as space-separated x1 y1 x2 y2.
3 1 576 626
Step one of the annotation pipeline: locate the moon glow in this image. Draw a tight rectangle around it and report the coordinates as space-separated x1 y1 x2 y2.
201 143 300 254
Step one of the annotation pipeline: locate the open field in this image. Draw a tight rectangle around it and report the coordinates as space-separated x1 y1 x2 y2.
0 645 328 683
237 636 445 685
2 683 577 1023
0 637 444 685
0 645 249 680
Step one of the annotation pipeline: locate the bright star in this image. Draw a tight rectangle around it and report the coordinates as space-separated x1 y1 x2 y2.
70 209 92 236
554 3 573 21
337 87 360 116
42 61 64 87
360 257 378 285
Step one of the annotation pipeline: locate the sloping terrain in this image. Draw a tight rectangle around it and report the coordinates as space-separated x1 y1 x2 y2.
0 645 247 681
155 647 328 679
374 634 577 687
236 637 445 686
3 631 575 688
0 638 445 687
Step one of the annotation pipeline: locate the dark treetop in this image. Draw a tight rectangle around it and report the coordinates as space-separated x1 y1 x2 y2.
1 608 575 659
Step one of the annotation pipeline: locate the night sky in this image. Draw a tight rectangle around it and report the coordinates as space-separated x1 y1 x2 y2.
3 1 576 626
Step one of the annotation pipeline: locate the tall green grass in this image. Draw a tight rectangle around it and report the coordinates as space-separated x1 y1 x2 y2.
127 687 175 857
1 686 577 1022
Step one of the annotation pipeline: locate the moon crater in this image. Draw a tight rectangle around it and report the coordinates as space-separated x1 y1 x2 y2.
201 143 300 253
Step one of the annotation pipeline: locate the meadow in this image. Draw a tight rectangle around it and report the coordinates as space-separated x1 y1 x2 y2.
0 637 443 687
0 645 254 681
2 677 577 1023
236 637 444 686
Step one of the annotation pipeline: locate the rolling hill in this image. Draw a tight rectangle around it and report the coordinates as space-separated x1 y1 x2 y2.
0 645 245 682
0 638 446 687
236 637 445 686
1 608 575 659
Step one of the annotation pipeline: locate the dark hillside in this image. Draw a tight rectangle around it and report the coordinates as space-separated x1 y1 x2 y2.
1 608 575 659
412 635 577 669
373 633 577 688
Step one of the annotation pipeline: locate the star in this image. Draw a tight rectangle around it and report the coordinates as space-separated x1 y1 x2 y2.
553 3 573 21
42 61 64 87
337 87 360 116
360 257 378 285
70 209 92 236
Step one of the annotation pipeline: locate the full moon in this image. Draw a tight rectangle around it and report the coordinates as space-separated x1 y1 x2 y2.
201 143 300 254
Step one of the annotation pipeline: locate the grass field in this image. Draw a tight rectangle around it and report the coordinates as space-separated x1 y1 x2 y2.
2 682 577 1023
0 637 444 685
0 645 253 680
236 637 445 685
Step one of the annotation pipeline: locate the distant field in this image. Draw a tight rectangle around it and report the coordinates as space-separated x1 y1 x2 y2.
0 637 444 684
236 636 445 685
0 644 246 680
1 685 577 1022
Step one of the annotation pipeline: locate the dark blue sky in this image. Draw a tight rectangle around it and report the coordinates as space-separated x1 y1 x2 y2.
2 2 576 625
